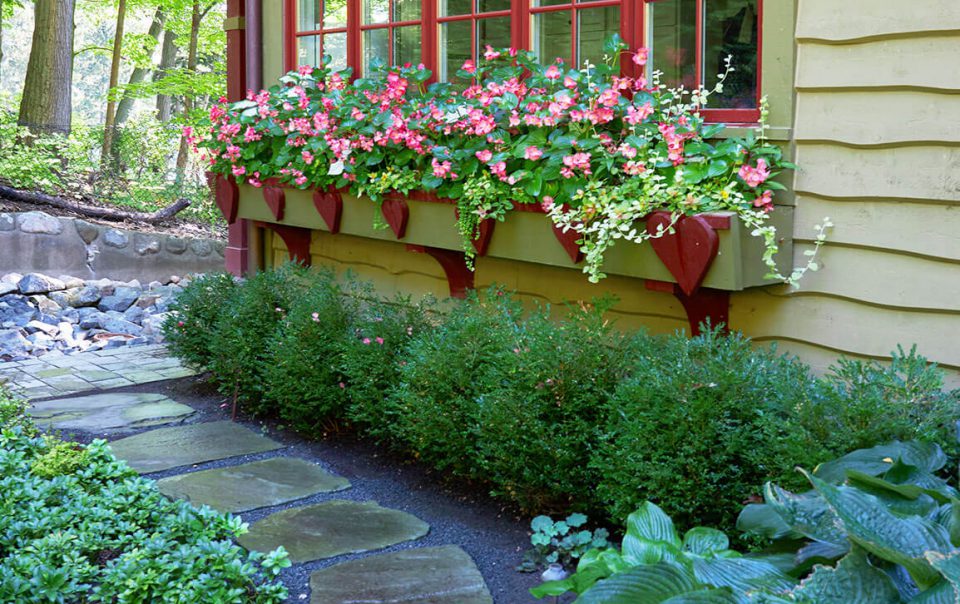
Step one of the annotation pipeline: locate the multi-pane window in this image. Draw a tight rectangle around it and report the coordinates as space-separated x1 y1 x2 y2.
284 0 761 119
361 0 423 73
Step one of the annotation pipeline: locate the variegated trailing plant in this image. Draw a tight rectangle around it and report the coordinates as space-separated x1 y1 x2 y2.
532 440 960 603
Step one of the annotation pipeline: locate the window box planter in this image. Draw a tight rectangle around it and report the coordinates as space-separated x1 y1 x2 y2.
215 176 794 332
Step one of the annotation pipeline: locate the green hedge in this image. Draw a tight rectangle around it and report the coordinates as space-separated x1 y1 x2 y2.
164 266 960 531
0 386 289 603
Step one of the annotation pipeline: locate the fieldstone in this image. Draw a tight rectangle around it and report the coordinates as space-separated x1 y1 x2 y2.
103 337 131 349
77 308 104 330
57 322 76 344
157 457 350 513
308 546 492 604
135 294 161 309
108 421 283 473
101 316 142 336
17 211 62 235
0 283 16 296
25 320 58 336
74 220 100 244
122 306 144 324
0 213 14 231
57 275 86 289
37 312 60 326
0 329 31 358
147 281 164 290
28 332 54 348
51 285 101 308
141 313 171 335
165 237 187 254
0 297 36 327
30 393 195 431
135 235 161 255
1 273 22 285
103 229 129 248
238 500 430 563
29 296 62 315
126 279 142 289
19 273 66 294
168 275 181 284
190 239 213 257
59 309 80 325
98 286 141 312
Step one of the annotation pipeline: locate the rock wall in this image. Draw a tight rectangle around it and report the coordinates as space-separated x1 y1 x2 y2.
0 211 226 282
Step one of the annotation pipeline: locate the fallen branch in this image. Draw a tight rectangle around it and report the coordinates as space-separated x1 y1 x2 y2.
0 184 190 224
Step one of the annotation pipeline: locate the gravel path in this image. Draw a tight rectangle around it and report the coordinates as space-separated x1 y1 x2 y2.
51 375 545 603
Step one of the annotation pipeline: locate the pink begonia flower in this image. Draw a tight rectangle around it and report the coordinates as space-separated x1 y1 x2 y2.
298 65 313 76
311 312 320 322
483 45 501 61
475 149 493 162
490 161 507 177
232 165 246 177
362 338 371 345
545 65 561 80
623 161 646 175
598 88 620 108
625 103 654 125
563 76 578 89
432 158 456 179
524 146 543 161
375 337 384 345
302 150 314 164
632 48 649 66
541 196 555 212
462 60 476 74
754 190 775 212
739 158 771 188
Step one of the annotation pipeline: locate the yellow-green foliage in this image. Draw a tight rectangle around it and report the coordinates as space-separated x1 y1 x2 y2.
30 438 91 479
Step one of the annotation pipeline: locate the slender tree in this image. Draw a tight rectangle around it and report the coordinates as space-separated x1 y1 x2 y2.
18 0 77 135
154 25 178 122
115 5 166 126
100 0 128 166
173 0 200 181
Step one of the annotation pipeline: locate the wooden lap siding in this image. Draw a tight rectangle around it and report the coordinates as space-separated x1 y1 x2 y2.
730 0 960 383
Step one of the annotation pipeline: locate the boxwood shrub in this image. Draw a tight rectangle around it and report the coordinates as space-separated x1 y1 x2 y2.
167 264 960 533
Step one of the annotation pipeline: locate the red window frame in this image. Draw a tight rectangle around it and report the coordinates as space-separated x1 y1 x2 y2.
283 0 761 122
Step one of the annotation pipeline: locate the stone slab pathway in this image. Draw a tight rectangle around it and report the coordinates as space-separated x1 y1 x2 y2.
156 457 351 513
0 344 196 400
109 420 284 473
238 499 431 563
308 546 493 604
29 392 195 431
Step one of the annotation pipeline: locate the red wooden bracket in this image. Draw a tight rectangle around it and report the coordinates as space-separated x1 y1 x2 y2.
255 221 312 265
213 174 239 224
454 208 496 256
647 212 720 296
381 196 409 239
646 280 730 335
313 189 343 234
262 185 286 221
406 244 474 299
551 223 584 264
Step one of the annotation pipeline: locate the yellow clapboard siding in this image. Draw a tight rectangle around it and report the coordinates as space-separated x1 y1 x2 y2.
773 243 960 312
795 91 960 145
793 197 960 261
794 144 960 202
730 291 960 369
796 36 960 91
796 0 960 42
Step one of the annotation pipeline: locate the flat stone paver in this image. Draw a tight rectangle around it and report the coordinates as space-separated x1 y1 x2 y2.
309 546 493 604
0 344 197 399
156 457 350 513
29 392 194 431
109 421 283 473
239 500 430 563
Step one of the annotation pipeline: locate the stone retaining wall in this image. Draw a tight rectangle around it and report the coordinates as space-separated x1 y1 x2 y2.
0 211 226 282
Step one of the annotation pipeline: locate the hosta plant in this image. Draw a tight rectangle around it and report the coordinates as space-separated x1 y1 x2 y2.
195 36 826 284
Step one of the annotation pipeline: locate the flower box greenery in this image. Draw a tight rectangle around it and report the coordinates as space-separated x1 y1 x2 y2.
196 36 825 288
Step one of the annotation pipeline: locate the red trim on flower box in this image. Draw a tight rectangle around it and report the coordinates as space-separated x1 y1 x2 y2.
645 280 730 336
406 244 474 298
213 175 240 224
647 212 720 296
255 221 312 265
262 185 286 221
313 189 343 234
453 208 495 256
381 196 409 239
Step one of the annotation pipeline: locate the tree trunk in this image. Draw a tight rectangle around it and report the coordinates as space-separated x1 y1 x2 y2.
100 0 127 168
18 0 76 135
154 25 178 122
1 0 5 84
115 6 165 127
174 1 200 183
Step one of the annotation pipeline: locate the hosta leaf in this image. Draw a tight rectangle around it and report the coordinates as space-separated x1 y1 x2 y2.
574 563 699 604
814 441 947 484
910 580 957 604
926 550 960 590
791 547 900 604
884 461 958 501
622 502 683 566
795 540 850 566
737 504 798 540
662 588 740 604
763 483 848 548
683 527 730 556
691 557 794 596
845 472 942 517
805 471 953 589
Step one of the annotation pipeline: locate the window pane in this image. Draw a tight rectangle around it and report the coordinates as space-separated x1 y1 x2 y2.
533 0 571 7
297 34 321 67
324 0 348 28
478 0 511 12
439 20 472 82
534 10 572 65
650 0 697 89
395 0 422 21
363 0 389 24
299 0 320 30
323 32 348 70
479 16 512 52
395 25 422 66
363 28 390 72
440 0 472 16
578 6 619 68
705 0 758 107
